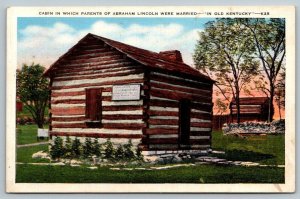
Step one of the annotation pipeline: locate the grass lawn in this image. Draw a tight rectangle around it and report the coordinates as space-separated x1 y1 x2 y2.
17 144 50 163
17 124 49 145
16 164 284 183
212 131 285 165
15 127 285 183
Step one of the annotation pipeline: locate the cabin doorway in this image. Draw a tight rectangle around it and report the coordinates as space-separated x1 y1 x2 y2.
179 99 191 146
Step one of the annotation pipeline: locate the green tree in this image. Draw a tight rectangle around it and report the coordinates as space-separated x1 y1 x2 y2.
83 137 93 158
240 18 285 122
193 18 259 123
104 139 115 160
71 137 82 158
50 137 64 160
115 145 125 160
64 136 73 159
92 138 102 157
17 63 49 128
123 139 135 160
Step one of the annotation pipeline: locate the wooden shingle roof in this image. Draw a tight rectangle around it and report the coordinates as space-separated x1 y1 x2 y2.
44 33 214 82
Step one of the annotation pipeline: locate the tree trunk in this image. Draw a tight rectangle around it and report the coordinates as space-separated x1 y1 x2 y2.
36 118 44 128
278 98 282 120
268 84 275 122
235 88 241 124
36 111 45 128
236 97 241 124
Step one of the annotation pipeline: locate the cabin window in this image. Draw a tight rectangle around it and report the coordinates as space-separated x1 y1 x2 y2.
179 99 191 146
85 88 102 127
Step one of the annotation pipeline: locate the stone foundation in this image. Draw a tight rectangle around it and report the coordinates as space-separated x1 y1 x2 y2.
142 149 211 164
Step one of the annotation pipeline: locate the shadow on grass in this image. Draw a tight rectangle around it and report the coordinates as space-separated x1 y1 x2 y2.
215 149 274 162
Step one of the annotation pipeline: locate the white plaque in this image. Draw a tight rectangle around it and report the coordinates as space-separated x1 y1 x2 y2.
37 128 49 138
112 84 141 101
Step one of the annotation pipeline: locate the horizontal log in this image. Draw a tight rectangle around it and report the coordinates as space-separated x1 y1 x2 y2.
150 81 211 96
51 78 144 90
51 99 85 104
144 128 178 135
190 122 212 128
102 123 145 130
52 91 85 97
189 139 211 145
52 123 86 128
148 144 178 150
102 105 143 111
69 48 109 56
147 138 178 144
148 110 178 117
190 112 211 120
150 88 211 104
55 68 143 82
148 119 178 125
55 65 141 77
57 61 133 75
149 99 178 108
151 69 213 85
52 116 86 122
190 102 213 112
190 131 211 136
102 114 143 120
150 73 211 90
50 131 143 139
65 54 124 65
70 51 121 61
51 107 85 115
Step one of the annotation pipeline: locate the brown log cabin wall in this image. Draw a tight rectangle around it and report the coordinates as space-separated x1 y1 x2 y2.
145 71 213 151
49 41 145 145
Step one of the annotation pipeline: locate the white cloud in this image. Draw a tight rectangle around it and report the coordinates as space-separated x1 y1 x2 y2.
18 20 202 68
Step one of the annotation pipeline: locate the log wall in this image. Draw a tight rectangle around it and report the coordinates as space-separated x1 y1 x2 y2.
49 41 145 145
145 71 213 150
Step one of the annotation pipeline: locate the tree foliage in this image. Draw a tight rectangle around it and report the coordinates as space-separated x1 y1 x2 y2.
239 18 285 121
193 18 259 123
17 63 49 128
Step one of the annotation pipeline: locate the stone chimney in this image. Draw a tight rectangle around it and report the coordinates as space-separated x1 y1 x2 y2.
159 50 183 62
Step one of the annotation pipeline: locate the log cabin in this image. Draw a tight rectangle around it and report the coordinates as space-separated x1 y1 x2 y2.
230 97 274 122
44 33 214 156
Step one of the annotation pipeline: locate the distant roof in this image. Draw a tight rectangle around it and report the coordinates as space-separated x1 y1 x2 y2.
44 33 214 82
231 97 269 105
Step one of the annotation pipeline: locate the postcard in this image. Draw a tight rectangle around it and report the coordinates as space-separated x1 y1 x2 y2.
6 6 295 193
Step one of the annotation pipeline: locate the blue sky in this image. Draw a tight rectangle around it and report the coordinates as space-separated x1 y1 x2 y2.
17 17 215 68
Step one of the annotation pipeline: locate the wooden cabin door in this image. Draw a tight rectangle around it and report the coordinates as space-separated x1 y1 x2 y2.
179 99 191 146
86 88 102 127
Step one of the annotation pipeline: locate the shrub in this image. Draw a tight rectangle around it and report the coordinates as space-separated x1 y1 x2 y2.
123 139 135 160
64 136 73 159
92 138 101 157
115 145 125 160
83 137 93 158
71 137 82 158
104 139 115 159
50 136 64 160
135 147 144 161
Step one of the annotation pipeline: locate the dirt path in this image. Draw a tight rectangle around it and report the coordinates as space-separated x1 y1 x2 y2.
17 142 49 148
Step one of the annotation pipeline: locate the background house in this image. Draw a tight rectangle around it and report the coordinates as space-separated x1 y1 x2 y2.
44 33 214 155
230 97 274 123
